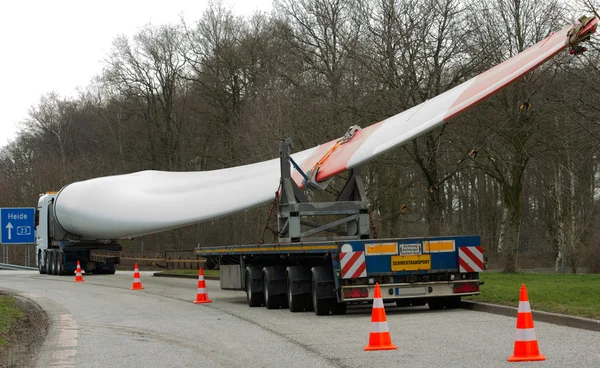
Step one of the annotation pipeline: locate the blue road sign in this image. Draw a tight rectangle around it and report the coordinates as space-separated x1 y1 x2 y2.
1 207 35 244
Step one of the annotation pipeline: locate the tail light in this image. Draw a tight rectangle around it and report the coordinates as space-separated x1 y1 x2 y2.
453 282 479 294
342 288 369 299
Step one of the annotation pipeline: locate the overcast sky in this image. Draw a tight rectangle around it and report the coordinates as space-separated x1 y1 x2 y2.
0 0 272 148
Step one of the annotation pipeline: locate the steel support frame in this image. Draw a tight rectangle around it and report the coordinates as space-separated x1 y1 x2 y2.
277 138 370 243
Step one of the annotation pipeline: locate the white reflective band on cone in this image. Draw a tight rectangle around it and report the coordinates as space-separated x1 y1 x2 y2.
197 288 206 294
198 276 204 281
515 328 537 341
518 301 531 313
370 321 390 333
134 278 141 282
372 298 384 308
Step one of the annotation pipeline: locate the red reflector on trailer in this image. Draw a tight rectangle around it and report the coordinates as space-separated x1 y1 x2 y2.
343 288 369 299
453 282 479 293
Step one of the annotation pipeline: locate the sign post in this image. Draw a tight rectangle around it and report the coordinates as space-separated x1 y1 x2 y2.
0 207 36 245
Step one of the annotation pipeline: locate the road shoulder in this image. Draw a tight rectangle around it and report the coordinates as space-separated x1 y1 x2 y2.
462 300 600 332
0 289 49 367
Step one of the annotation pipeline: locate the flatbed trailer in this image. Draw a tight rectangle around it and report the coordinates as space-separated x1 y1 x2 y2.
195 235 484 315
195 139 484 315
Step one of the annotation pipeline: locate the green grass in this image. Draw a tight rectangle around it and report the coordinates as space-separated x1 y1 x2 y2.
0 295 25 347
159 269 221 277
465 272 600 320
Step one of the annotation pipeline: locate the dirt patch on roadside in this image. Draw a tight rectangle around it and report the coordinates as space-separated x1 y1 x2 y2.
0 291 49 368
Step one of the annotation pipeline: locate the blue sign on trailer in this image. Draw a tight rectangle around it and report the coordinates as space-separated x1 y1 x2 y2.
0 207 36 244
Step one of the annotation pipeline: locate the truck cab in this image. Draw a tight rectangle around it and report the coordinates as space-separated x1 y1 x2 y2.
35 192 56 273
35 192 121 275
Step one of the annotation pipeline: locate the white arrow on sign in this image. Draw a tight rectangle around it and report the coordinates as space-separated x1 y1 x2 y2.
6 222 13 240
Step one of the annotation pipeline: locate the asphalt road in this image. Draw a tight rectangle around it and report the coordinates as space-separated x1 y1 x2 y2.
1 270 599 368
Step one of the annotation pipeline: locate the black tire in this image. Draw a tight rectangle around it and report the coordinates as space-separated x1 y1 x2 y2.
48 251 55 275
263 268 279 309
428 298 445 310
38 252 46 274
53 251 60 275
106 269 116 275
311 267 332 316
246 271 263 307
286 267 311 313
287 273 303 312
55 251 63 276
44 252 50 275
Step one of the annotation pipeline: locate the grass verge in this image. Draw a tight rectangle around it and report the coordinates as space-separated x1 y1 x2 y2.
465 272 600 320
0 295 25 348
158 269 221 277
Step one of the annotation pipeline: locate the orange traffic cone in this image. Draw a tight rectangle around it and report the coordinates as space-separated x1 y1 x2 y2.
508 284 545 362
130 263 144 290
74 260 84 283
364 283 396 351
194 268 212 304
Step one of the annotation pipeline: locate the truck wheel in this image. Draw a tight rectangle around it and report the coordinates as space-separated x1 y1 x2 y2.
246 269 263 307
48 251 55 275
286 273 303 312
263 267 287 309
44 252 50 275
311 267 332 316
52 252 60 276
55 251 63 276
38 252 46 274
263 268 278 309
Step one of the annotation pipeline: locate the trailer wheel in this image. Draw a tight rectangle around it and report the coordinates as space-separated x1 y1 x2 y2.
44 252 50 275
52 251 60 276
246 269 264 307
47 251 55 275
55 251 64 276
286 267 307 312
263 268 278 309
311 267 332 316
38 252 46 274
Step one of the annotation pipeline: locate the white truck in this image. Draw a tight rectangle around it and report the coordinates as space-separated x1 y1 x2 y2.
35 192 121 275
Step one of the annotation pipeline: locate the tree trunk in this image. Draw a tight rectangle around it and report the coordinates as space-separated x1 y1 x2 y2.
568 156 578 273
554 165 566 272
503 211 522 273
498 206 508 254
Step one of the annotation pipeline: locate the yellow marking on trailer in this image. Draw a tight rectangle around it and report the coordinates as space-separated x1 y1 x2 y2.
279 245 336 251
365 242 398 255
391 255 431 271
423 240 455 253
197 244 337 254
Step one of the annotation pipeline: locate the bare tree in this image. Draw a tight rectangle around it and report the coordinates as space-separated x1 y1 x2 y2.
104 24 189 170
